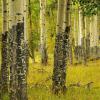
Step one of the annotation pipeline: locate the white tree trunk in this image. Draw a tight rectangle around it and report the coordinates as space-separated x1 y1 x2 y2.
16 0 28 99
52 0 69 94
74 9 78 46
90 14 98 59
94 15 98 46
97 11 100 40
9 0 17 99
90 15 98 47
56 0 64 33
78 7 83 46
40 0 48 65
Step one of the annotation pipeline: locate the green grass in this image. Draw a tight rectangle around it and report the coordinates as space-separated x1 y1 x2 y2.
27 55 100 100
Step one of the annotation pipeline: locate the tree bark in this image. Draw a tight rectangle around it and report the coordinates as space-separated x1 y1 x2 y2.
1 0 9 94
16 0 28 99
68 0 73 65
9 0 17 99
78 7 86 64
97 11 100 57
73 8 79 61
40 0 48 65
52 0 69 94
85 17 90 59
90 14 98 59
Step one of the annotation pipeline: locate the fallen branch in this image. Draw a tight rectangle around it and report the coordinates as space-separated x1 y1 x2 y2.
31 76 52 88
68 81 94 90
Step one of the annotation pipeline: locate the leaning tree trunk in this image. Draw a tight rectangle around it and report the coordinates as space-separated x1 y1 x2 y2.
16 0 28 99
52 0 69 94
1 0 9 95
9 0 17 99
40 0 48 65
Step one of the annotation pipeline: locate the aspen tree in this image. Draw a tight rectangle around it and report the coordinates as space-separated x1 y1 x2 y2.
77 7 83 63
78 7 86 64
68 0 73 64
97 11 100 57
85 17 90 59
94 15 98 57
9 0 17 99
28 0 35 62
82 15 87 65
90 14 98 59
0 71 1 99
78 8 83 46
16 0 28 99
1 0 9 94
40 0 48 65
73 8 79 60
52 0 69 94
74 9 78 46
98 11 100 41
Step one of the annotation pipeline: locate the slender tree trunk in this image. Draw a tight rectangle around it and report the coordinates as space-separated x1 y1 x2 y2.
9 0 17 99
74 9 78 46
93 15 98 58
52 0 69 94
78 8 83 46
1 0 9 94
73 8 79 61
16 0 28 99
78 7 86 64
68 0 73 65
0 70 2 99
40 0 48 65
77 7 82 63
85 17 90 59
24 0 29 73
97 11 100 57
82 15 87 65
28 0 35 63
90 14 98 59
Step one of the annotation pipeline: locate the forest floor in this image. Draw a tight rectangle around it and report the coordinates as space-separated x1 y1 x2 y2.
27 54 100 100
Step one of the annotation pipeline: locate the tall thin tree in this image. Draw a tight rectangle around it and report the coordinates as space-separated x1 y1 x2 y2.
1 0 9 94
40 0 48 65
16 0 28 99
9 0 17 99
52 0 69 94
28 0 35 62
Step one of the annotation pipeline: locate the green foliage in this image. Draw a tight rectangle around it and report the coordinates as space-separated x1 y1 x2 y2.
2 93 9 100
31 31 40 49
28 0 40 21
72 0 100 16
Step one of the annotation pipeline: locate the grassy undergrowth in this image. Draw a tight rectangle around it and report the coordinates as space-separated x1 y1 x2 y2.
28 55 100 100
